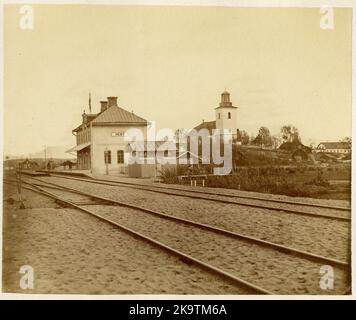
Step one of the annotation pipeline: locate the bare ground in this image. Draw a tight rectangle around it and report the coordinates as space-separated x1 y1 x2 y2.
37 176 351 262
3 184 252 294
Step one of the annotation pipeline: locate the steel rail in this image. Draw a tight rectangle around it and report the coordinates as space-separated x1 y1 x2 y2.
18 178 350 268
46 174 351 222
5 179 273 295
48 173 351 211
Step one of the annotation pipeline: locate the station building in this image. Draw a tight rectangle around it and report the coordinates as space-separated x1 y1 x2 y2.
68 91 240 176
68 96 148 175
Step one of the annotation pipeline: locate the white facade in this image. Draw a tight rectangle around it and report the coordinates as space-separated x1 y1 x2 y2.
316 142 351 154
71 96 148 175
215 91 238 137
90 124 147 175
215 107 238 134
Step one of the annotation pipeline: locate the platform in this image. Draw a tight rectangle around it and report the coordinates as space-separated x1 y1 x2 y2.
37 169 92 178
18 170 50 177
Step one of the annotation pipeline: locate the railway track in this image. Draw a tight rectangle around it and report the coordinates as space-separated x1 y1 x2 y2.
5 177 351 294
4 179 270 294
46 173 350 222
18 176 353 260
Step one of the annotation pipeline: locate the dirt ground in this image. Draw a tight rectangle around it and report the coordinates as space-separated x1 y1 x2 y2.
2 175 351 295
2 183 251 294
39 176 351 262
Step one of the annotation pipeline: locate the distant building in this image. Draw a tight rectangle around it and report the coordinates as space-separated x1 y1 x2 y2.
279 140 311 153
193 91 241 142
19 159 39 170
316 142 351 154
279 140 312 161
68 96 147 174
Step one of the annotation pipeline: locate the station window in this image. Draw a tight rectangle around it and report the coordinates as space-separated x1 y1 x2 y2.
164 150 169 157
117 150 124 164
218 113 221 119
104 150 111 164
228 112 231 119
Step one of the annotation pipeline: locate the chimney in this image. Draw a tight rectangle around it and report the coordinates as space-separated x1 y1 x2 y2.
107 96 118 107
100 101 108 112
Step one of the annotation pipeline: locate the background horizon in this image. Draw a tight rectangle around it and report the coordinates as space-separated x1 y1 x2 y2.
3 5 352 157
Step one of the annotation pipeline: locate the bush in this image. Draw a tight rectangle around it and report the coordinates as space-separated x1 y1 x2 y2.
206 166 311 197
305 169 330 187
159 167 179 184
160 165 334 198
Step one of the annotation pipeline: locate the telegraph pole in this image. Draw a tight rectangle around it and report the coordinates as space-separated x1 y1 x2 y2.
16 167 25 209
44 145 47 170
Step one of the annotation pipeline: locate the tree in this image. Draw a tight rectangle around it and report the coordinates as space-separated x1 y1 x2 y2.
280 125 300 143
309 142 316 150
240 130 250 145
340 137 352 144
253 127 272 147
271 135 282 149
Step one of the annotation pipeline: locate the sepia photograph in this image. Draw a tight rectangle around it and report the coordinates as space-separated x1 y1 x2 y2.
1 1 354 298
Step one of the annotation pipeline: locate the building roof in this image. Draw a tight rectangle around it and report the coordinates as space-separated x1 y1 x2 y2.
85 114 97 122
215 105 237 110
92 105 147 125
66 142 91 153
176 150 201 161
279 140 311 153
72 113 98 132
317 142 351 150
193 120 216 134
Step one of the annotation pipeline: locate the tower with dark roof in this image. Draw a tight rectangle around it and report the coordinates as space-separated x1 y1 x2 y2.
215 90 238 136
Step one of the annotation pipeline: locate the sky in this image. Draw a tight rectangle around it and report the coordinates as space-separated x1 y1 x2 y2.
3 5 352 156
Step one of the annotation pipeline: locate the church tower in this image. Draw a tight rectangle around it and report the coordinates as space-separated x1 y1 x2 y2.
215 90 238 137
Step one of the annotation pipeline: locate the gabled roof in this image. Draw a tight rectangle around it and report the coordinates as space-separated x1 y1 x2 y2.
91 105 147 125
317 142 351 150
85 114 97 123
73 113 98 132
193 120 216 134
176 150 201 160
279 140 311 153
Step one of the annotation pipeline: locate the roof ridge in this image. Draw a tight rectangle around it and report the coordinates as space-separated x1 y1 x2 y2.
91 105 147 124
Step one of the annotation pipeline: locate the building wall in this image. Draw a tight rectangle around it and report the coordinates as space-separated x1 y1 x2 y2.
77 147 91 170
317 148 350 153
77 126 91 145
215 108 238 134
91 124 147 174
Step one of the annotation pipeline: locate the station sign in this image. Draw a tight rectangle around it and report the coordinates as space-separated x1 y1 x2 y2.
111 132 125 137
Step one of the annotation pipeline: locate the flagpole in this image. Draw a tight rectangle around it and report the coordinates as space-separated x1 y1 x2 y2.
89 91 92 113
